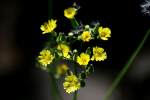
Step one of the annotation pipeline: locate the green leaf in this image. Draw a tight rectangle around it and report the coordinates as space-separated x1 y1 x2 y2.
71 18 79 29
86 47 91 55
56 33 66 43
86 64 94 75
93 23 100 37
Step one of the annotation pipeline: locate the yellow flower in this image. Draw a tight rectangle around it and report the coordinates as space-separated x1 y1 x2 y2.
77 53 90 66
56 64 69 76
64 7 77 19
81 31 92 42
63 73 80 93
98 27 111 40
57 44 70 59
91 46 107 61
40 19 57 34
38 49 54 67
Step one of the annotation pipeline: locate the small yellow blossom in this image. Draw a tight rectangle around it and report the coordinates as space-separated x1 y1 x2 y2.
56 64 69 75
57 44 70 59
64 7 77 19
38 49 54 67
40 19 57 34
77 53 90 66
63 73 80 93
91 46 107 61
81 31 92 42
98 27 111 40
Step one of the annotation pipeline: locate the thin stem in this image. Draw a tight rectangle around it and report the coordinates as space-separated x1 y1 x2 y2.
73 91 78 100
72 62 78 100
47 0 64 100
50 74 64 100
48 0 52 19
104 29 150 100
73 18 79 27
50 74 59 100
48 64 64 100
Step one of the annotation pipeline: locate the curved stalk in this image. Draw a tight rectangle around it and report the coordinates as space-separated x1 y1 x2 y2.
104 29 150 100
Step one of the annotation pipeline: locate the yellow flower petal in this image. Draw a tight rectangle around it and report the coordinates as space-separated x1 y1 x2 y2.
40 19 57 34
63 74 80 93
91 46 107 61
64 7 77 19
38 49 54 68
56 64 69 76
98 27 111 40
77 53 90 66
57 44 70 59
81 31 92 42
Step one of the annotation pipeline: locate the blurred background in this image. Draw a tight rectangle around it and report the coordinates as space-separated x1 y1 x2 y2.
0 0 150 100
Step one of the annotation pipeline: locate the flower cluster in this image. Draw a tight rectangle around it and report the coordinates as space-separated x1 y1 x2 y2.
37 3 111 94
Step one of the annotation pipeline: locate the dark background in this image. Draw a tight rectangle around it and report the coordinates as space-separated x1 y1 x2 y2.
0 0 150 100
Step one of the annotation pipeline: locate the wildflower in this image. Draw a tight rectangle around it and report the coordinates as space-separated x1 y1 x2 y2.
81 31 92 42
64 7 77 19
77 53 90 66
57 44 70 59
63 73 80 93
40 19 57 34
38 49 54 67
91 46 107 61
98 27 111 40
56 64 69 76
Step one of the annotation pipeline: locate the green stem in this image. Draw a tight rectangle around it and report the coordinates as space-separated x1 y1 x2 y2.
73 91 78 100
47 0 64 100
72 62 78 100
104 29 150 100
50 74 64 100
50 74 59 100
48 65 64 100
48 0 52 19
